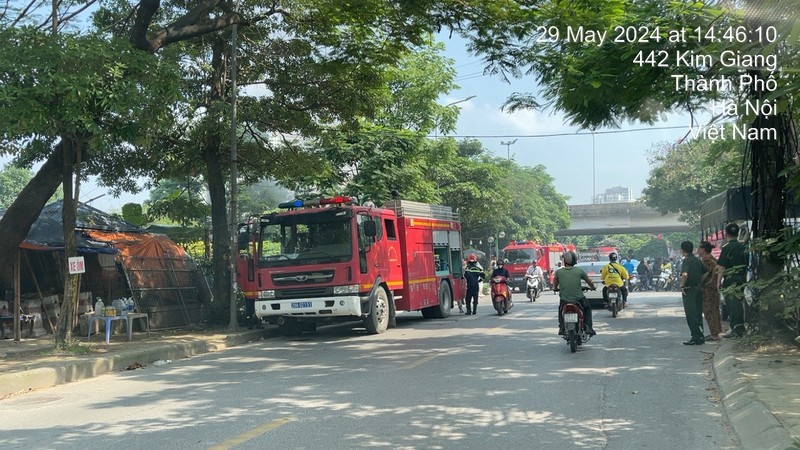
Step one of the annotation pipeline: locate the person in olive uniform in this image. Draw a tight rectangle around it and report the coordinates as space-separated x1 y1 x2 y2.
717 223 748 338
679 241 707 345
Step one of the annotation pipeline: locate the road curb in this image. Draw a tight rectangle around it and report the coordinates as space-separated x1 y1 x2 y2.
0 329 269 398
712 342 796 450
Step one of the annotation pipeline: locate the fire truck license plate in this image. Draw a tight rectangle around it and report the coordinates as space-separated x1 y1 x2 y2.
564 313 578 323
291 302 312 308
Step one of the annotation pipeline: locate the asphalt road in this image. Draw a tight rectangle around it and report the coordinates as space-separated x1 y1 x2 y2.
1 291 739 449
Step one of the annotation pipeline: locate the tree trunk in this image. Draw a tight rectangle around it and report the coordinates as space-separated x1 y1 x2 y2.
56 137 82 349
203 36 235 328
745 1 798 329
750 112 793 328
0 146 65 270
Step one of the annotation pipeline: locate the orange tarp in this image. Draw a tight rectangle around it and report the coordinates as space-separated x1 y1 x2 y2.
84 231 189 259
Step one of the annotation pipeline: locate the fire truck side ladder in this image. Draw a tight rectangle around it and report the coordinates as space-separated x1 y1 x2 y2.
384 200 459 221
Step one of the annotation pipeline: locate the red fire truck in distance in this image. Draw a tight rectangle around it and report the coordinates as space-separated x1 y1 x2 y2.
236 197 466 335
501 241 574 290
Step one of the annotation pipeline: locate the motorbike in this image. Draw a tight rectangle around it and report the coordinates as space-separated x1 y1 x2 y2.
606 284 624 318
628 272 639 292
559 286 594 353
524 274 542 302
655 269 673 292
490 275 513 315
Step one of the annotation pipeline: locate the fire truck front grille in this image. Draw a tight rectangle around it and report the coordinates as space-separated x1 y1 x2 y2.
276 287 333 299
272 270 335 286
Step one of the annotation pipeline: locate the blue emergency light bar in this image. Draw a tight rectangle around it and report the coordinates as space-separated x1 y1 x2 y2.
278 199 304 208
277 196 353 209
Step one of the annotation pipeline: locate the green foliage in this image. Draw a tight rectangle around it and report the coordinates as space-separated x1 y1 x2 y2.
643 133 747 225
121 203 147 227
146 179 210 228
284 42 459 203
433 139 570 246
434 139 509 237
568 231 695 261
743 232 800 338
634 238 669 261
473 1 772 129
0 27 182 194
504 163 571 242
0 165 33 209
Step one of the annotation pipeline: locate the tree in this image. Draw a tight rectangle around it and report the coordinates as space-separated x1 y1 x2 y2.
146 179 211 228
643 133 747 226
281 41 460 204
464 0 799 332
505 163 571 242
0 29 181 347
431 139 570 247
2 0 517 338
0 165 33 209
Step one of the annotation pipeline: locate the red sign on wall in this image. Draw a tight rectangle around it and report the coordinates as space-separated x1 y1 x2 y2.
68 256 86 274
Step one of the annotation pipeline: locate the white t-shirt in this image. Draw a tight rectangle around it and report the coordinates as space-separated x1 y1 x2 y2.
526 265 544 279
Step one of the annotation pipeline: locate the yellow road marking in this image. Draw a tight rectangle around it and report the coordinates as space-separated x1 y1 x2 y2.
209 416 294 450
401 354 441 370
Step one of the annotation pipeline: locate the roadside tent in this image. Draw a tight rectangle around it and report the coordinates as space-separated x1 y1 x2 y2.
85 230 210 328
0 201 209 332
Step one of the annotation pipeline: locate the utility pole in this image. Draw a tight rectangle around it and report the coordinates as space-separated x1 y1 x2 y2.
501 139 517 160
592 130 597 203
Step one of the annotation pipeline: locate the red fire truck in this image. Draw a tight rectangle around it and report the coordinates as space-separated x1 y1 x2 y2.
236 197 466 335
501 241 574 290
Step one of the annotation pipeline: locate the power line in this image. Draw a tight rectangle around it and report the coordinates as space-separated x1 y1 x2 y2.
453 73 488 82
429 125 689 139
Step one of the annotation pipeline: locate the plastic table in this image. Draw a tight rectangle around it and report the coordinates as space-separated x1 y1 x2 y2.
86 313 149 343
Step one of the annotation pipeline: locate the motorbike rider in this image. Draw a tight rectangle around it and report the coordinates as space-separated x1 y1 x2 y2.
601 252 629 307
463 254 484 315
553 251 597 336
490 259 513 312
524 261 544 294
637 259 652 290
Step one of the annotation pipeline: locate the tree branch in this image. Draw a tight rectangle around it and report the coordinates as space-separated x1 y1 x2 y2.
9 0 41 28
130 0 281 53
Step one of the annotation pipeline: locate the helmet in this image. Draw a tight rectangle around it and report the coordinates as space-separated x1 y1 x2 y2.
562 251 577 266
609 252 618 262
497 259 505 267
467 254 478 263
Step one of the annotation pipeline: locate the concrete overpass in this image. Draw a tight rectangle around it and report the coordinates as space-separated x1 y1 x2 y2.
554 202 695 236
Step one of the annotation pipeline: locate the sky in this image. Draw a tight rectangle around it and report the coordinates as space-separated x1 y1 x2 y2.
437 35 703 206
1 33 707 213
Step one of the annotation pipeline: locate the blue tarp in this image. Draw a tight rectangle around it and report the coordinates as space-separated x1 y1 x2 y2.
0 201 141 253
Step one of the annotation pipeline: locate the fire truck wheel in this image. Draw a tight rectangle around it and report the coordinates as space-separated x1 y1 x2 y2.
421 282 452 319
363 287 390 334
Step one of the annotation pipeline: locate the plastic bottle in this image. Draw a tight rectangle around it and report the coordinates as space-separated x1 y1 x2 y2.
113 299 124 315
95 298 104 316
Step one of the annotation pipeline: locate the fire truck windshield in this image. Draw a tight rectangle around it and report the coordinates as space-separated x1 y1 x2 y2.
503 248 539 264
258 210 354 267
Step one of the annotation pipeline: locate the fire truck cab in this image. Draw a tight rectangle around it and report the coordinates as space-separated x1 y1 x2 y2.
236 197 465 336
501 241 574 290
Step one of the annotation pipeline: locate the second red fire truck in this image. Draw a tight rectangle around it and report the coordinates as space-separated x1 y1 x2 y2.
501 240 575 290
